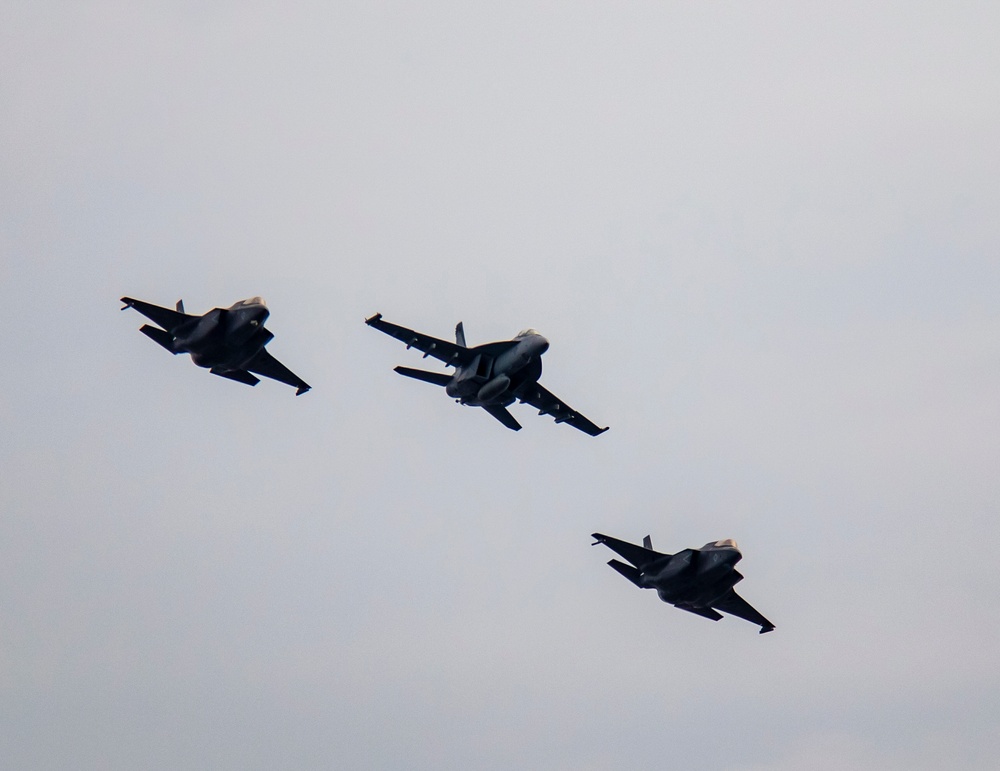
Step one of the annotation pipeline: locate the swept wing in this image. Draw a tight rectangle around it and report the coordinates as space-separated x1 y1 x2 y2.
365 313 471 367
591 532 668 569
712 589 775 633
120 297 192 331
246 349 311 395
518 383 608 437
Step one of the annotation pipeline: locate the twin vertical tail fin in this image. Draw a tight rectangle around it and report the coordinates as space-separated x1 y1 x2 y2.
455 322 466 347
643 535 653 550
176 300 185 314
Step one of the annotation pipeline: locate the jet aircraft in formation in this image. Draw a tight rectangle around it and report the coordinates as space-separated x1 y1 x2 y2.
591 532 775 633
120 296 774 633
120 296 311 395
365 313 608 436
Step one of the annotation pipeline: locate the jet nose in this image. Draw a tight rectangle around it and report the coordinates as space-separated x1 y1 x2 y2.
533 336 549 355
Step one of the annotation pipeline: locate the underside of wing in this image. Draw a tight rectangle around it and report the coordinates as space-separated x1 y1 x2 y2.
591 532 668 569
712 589 775 633
365 313 470 366
675 604 724 622
482 404 522 431
516 382 608 436
245 349 311 395
121 297 192 332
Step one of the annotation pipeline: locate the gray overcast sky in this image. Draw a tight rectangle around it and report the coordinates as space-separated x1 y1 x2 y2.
2 2 999 769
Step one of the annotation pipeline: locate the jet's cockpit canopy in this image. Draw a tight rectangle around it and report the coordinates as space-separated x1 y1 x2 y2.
708 539 739 550
516 328 539 338
230 296 267 309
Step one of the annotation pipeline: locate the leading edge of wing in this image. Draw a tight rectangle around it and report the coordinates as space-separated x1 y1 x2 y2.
591 533 668 569
365 313 470 366
121 297 192 331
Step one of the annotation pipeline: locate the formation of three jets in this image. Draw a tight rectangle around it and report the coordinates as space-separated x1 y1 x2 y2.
121 295 774 633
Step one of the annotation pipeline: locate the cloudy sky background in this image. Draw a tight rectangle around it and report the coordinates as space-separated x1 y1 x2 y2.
2 2 999 768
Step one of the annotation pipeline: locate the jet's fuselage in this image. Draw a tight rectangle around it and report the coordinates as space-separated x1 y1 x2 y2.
645 545 743 607
445 332 549 407
174 302 271 369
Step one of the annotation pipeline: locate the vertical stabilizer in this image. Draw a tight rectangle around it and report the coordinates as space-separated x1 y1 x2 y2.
176 299 185 314
455 322 466 347
643 535 653 550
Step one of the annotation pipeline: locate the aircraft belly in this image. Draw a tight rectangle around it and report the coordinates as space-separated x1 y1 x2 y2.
191 340 265 370
477 374 511 402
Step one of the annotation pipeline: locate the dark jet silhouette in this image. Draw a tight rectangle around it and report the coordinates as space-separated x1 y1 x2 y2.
591 532 774 633
365 313 607 435
121 296 310 394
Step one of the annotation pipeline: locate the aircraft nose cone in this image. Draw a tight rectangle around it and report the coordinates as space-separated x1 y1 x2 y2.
534 336 549 354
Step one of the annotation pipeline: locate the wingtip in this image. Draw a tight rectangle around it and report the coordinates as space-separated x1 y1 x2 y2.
120 296 135 310
759 625 775 634
365 312 382 326
295 385 311 396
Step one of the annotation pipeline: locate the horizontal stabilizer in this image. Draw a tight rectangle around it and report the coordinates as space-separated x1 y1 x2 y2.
482 404 522 431
139 324 176 353
210 368 260 387
607 559 643 587
675 604 724 622
394 366 452 387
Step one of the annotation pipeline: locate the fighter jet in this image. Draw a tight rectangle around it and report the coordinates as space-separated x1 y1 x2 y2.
365 313 607 435
120 296 310 394
591 532 774 633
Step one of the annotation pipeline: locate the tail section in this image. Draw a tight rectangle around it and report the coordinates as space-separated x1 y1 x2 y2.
643 535 653 550
176 299 185 314
140 324 177 353
607 559 644 587
394 366 452 386
482 404 522 431
455 322 467 347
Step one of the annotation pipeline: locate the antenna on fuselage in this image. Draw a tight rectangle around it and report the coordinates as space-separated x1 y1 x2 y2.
643 535 653 550
455 321 466 347
176 300 185 314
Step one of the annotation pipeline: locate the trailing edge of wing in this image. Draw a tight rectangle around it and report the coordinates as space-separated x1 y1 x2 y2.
591 532 668 569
